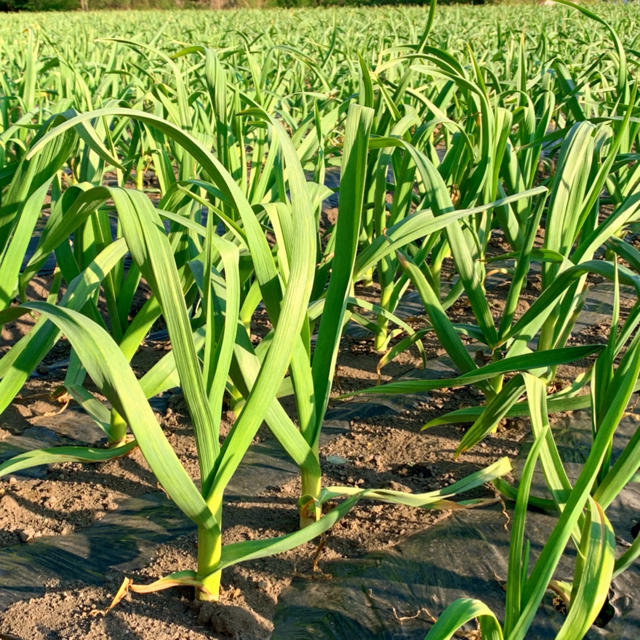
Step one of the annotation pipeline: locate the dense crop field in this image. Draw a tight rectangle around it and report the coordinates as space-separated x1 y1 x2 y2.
1 1 640 638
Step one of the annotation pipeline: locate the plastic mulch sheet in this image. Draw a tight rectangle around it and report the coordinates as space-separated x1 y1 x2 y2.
272 410 640 639
272 504 640 639
0 493 192 609
1 281 639 637
0 406 347 609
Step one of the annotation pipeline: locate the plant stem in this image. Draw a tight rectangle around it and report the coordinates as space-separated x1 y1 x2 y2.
374 277 393 353
108 410 128 446
299 461 322 528
197 525 222 602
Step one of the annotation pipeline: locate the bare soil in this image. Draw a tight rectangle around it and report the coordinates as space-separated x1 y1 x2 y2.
0 235 620 639
0 329 525 639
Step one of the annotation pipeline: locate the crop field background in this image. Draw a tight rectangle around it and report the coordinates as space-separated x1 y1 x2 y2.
1 1 640 638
